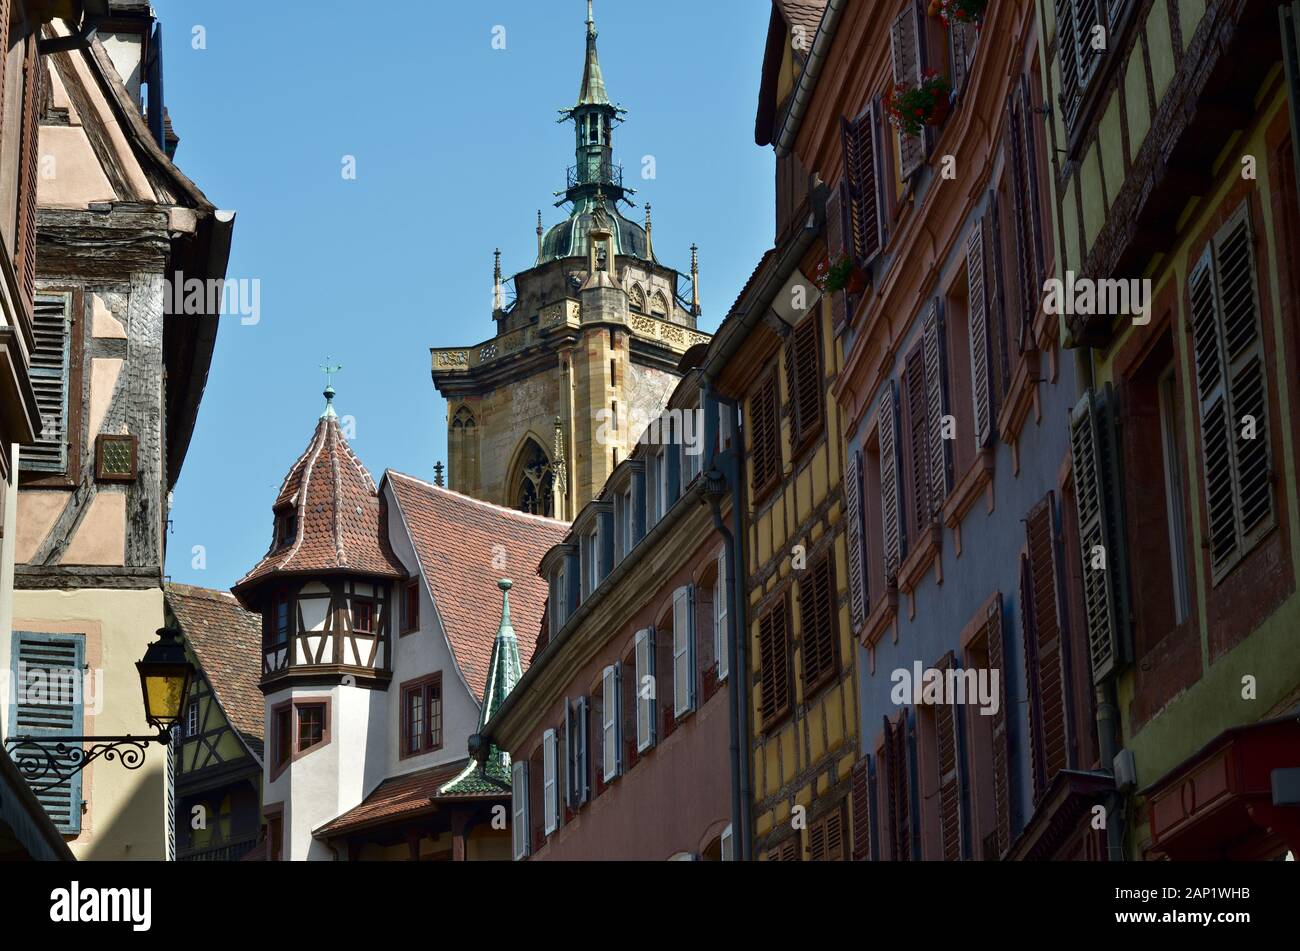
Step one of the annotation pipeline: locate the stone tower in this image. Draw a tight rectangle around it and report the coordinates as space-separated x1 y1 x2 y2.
431 0 709 521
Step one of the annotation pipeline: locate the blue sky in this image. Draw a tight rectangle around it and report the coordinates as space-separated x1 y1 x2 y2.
157 0 776 588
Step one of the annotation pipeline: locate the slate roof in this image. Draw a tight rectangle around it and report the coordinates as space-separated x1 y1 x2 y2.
313 759 500 838
386 472 568 701
234 415 405 599
166 583 265 758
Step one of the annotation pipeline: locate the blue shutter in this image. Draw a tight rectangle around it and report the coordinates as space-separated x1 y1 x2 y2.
8 631 86 834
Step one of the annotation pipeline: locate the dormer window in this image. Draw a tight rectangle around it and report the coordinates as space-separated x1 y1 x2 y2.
274 510 297 550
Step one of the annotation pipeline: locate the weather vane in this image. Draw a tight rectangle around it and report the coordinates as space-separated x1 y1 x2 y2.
321 361 343 388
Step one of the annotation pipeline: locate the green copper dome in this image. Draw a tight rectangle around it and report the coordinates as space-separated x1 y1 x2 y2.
540 197 650 265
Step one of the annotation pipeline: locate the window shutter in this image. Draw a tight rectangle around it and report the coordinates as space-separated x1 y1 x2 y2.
10 632 85 833
850 756 873 860
949 16 978 93
809 807 846 861
1056 0 1083 133
575 696 590 804
24 296 73 473
842 108 885 268
635 628 656 751
715 550 730 680
922 300 952 506
672 587 696 717
1023 495 1073 804
883 714 910 861
601 666 620 781
984 596 1011 857
966 219 994 449
932 653 962 861
1018 78 1046 315
827 182 850 333
1075 0 1105 93
903 345 931 544
14 35 41 314
891 1 926 179
800 553 837 689
750 372 781 495
843 450 868 633
878 379 906 579
758 599 791 726
542 729 558 834
1068 388 1125 682
720 824 734 861
786 309 823 451
563 698 574 808
1213 207 1272 555
511 760 530 859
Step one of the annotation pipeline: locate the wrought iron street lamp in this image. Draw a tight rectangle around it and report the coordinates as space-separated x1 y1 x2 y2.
7 627 195 794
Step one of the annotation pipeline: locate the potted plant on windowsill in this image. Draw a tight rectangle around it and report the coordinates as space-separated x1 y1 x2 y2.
817 253 866 296
937 0 988 28
886 70 953 137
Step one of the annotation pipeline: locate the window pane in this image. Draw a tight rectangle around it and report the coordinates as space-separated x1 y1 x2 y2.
405 689 424 754
427 682 442 749
298 704 325 751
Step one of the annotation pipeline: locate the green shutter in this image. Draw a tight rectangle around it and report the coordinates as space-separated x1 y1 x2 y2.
8 631 86 834
23 295 73 473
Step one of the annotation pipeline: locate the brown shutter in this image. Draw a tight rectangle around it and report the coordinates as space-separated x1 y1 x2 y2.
1213 208 1272 552
758 598 791 726
844 451 868 633
0 1 11 132
891 2 925 179
922 300 951 506
785 309 823 451
935 652 962 861
1068 388 1121 683
890 714 911 860
904 345 930 545
826 183 849 332
966 219 993 449
851 757 873 860
809 808 845 861
800 553 837 689
1018 77 1046 310
842 109 884 267
878 380 905 578
14 34 42 316
750 372 781 495
982 196 1011 407
1022 496 1071 803
1004 92 1031 353
985 595 1011 857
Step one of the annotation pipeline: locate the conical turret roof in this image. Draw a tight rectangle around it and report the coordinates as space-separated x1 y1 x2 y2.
578 0 609 106
234 404 404 600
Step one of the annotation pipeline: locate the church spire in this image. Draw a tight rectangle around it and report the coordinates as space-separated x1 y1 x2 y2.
578 0 609 106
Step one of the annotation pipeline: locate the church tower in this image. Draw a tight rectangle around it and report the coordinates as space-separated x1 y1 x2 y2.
432 1 710 520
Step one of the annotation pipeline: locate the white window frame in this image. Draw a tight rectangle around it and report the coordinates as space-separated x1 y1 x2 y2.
635 629 655 752
715 549 729 681
601 665 620 782
720 823 734 861
542 729 559 835
673 585 696 718
511 760 530 860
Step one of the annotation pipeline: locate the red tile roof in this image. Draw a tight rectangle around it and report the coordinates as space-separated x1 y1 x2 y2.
166 583 265 757
386 471 569 701
313 759 494 838
234 416 405 598
776 0 828 41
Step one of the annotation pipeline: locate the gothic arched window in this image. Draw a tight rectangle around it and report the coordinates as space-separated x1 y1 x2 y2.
650 291 669 317
516 439 555 517
629 283 646 313
450 406 478 492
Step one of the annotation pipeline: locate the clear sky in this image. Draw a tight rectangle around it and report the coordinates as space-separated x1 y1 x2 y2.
156 0 776 589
